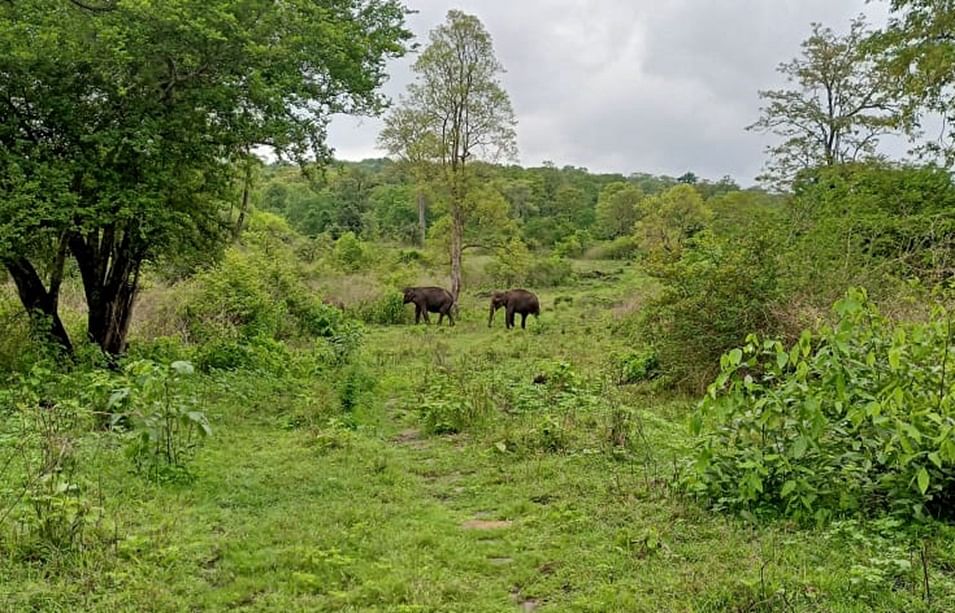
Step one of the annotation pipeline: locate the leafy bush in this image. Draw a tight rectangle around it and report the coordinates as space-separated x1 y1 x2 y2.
584 236 639 260
0 290 41 374
419 375 493 435
110 360 211 483
0 364 113 555
184 249 283 343
686 289 955 523
786 163 955 303
486 239 531 287
333 231 370 271
615 348 660 384
639 232 781 391
193 336 292 373
527 255 574 287
178 245 360 371
354 291 411 325
554 232 587 258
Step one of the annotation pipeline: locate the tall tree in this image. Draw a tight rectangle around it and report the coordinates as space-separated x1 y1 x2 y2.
0 0 410 355
595 182 645 239
378 107 439 246
748 18 904 190
879 0 955 165
381 10 517 299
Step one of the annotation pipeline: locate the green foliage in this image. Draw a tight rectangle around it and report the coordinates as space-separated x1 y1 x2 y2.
747 18 902 188
788 163 955 298
419 374 493 436
110 360 210 483
636 184 712 264
595 182 645 239
185 250 284 344
334 232 371 271
553 232 587 258
0 289 39 374
687 289 955 523
355 291 411 326
486 239 532 287
527 255 575 287
615 349 660 384
179 242 360 371
880 1 955 164
0 0 411 355
584 236 640 260
639 233 781 391
0 367 95 555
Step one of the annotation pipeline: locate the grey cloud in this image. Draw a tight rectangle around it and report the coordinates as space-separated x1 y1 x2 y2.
326 0 891 184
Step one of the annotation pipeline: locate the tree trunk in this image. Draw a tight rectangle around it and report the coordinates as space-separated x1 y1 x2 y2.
69 230 142 356
417 189 427 247
450 209 463 302
234 157 253 239
3 256 74 355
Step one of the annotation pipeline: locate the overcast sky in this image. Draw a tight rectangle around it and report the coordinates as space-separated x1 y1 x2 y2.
326 0 892 185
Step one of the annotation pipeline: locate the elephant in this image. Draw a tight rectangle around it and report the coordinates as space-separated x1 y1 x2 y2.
489 289 540 329
403 286 455 326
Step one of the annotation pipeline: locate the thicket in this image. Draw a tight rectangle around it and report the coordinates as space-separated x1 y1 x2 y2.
686 290 955 524
637 163 955 392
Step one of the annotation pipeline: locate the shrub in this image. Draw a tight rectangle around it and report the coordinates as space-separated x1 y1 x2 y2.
184 249 283 343
486 239 531 287
584 236 639 260
615 348 659 384
786 163 955 303
333 231 369 271
554 232 587 258
0 289 41 374
354 291 411 325
527 255 574 287
110 360 211 483
0 365 112 555
417 371 497 435
177 245 359 371
639 232 781 391
686 289 955 523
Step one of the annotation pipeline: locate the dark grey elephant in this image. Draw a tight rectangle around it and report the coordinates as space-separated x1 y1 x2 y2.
403 286 455 326
489 289 540 329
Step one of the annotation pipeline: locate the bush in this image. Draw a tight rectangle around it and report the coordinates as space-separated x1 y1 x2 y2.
554 232 587 258
639 232 781 391
614 349 659 384
333 231 369 271
686 289 955 523
486 239 531 287
177 244 360 371
786 163 955 303
584 236 639 260
0 290 41 374
184 249 283 343
110 360 211 483
527 255 574 287
354 291 411 325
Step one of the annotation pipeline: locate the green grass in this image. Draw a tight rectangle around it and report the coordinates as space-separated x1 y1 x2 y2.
3 260 955 611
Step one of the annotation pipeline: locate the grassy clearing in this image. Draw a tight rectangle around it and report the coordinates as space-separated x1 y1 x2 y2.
3 260 955 611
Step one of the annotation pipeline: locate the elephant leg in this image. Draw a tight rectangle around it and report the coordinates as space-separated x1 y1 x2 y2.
422 308 431 324
506 306 515 329
521 312 528 329
438 312 445 325
415 305 421 324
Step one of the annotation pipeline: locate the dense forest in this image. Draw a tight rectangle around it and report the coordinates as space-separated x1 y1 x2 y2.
5 0 955 610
